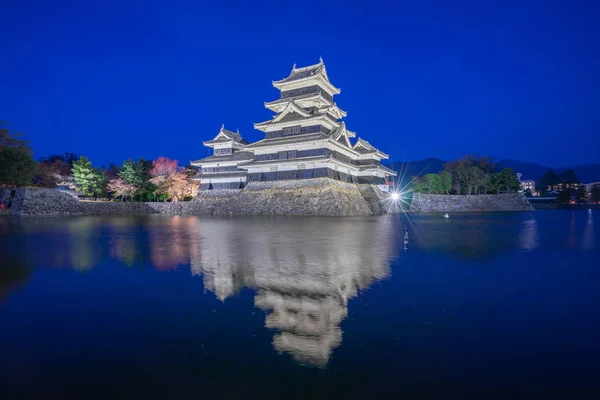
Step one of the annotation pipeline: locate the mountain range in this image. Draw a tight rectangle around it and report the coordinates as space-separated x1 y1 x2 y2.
389 158 600 183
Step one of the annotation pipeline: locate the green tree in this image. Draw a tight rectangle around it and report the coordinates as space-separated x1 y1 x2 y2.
0 146 38 187
439 170 452 194
423 173 443 194
499 168 520 193
72 156 104 197
118 158 152 201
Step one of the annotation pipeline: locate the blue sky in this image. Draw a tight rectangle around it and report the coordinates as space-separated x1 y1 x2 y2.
1 0 598 167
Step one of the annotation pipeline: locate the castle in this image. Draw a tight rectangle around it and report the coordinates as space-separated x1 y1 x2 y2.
191 59 396 190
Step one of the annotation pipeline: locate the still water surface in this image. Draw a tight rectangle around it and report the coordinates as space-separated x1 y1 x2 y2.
0 211 599 398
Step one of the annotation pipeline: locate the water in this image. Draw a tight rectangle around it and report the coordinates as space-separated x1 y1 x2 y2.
0 211 599 399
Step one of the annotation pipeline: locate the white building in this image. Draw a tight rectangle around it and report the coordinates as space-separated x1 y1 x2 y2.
191 59 396 189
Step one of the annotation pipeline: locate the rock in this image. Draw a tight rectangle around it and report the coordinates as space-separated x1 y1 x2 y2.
8 179 389 217
409 193 534 212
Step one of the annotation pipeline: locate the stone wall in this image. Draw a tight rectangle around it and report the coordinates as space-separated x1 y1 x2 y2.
409 193 534 212
8 179 388 217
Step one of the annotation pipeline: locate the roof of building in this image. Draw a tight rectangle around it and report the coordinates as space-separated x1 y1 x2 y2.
273 60 327 84
352 137 388 158
272 59 341 94
264 92 332 107
204 125 249 145
254 112 339 129
191 151 254 165
246 133 330 148
192 171 248 180
241 155 330 167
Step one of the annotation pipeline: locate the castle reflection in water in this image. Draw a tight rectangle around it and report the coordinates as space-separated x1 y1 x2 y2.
189 217 401 367
5 211 583 366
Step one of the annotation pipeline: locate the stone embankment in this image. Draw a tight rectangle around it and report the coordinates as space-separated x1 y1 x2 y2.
6 179 389 217
409 193 534 212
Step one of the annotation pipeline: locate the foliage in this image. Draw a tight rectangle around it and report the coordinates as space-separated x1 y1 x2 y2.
150 157 178 177
107 178 138 200
445 157 484 195
148 158 198 201
168 170 199 201
0 146 38 187
439 170 452 194
118 158 152 200
498 168 520 193
557 189 572 203
39 153 79 166
560 169 579 184
0 124 37 187
539 169 559 194
72 156 105 197
36 159 71 188
0 121 30 151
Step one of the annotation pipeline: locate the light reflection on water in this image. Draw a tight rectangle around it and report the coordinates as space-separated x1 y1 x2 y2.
1 211 599 399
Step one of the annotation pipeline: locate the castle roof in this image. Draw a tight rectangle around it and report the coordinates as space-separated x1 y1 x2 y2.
203 125 249 146
246 133 330 148
272 59 341 94
353 138 389 158
190 151 254 165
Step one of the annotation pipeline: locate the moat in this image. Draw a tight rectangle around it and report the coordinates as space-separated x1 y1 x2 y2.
1 211 599 398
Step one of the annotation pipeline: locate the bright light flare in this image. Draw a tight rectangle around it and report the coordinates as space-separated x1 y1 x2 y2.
391 192 400 201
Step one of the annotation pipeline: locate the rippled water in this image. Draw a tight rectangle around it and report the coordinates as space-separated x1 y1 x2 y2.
0 211 599 398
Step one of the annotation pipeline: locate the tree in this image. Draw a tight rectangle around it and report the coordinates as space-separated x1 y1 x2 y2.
0 121 29 150
439 170 452 194
72 156 105 197
150 157 178 177
36 159 71 188
0 124 37 187
557 189 572 203
168 170 199 201
107 178 138 201
445 155 490 195
539 170 559 194
560 169 579 184
423 173 443 194
499 168 520 193
0 147 38 187
119 158 153 201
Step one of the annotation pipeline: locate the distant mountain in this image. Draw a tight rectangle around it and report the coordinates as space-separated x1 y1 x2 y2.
388 158 600 183
565 164 600 183
495 159 550 182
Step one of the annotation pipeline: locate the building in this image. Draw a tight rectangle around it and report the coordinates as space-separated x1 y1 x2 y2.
191 59 396 189
585 182 600 202
191 125 253 190
520 179 535 194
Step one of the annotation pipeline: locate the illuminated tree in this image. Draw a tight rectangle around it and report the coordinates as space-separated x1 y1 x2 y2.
72 157 105 197
107 178 138 201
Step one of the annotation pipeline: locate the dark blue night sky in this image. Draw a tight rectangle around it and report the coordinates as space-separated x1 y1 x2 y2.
1 0 599 167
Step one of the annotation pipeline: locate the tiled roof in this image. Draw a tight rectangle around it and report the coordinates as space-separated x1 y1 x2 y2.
242 155 329 167
191 151 254 164
274 63 324 84
192 171 248 180
265 92 331 106
246 133 330 148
